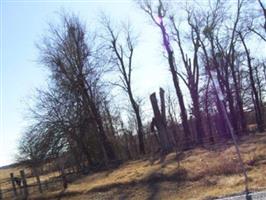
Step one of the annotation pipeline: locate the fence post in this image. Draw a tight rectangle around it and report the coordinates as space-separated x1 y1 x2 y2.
20 170 28 198
44 180 48 190
0 186 2 200
61 168 68 189
10 173 17 197
33 167 42 193
57 157 68 189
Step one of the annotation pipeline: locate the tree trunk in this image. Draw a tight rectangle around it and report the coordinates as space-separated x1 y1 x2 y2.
191 89 204 144
158 21 191 147
69 144 82 173
215 50 238 135
105 103 116 137
225 81 238 134
168 52 191 147
32 166 42 193
215 96 230 138
83 81 117 161
124 132 132 160
197 34 229 139
230 50 247 134
240 33 264 132
95 113 116 161
150 91 172 154
205 79 214 143
254 65 265 127
128 86 145 154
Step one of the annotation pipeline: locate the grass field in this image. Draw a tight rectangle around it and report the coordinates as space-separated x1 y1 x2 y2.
1 132 266 200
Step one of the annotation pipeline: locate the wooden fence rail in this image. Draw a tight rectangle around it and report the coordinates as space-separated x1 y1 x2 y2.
0 169 68 199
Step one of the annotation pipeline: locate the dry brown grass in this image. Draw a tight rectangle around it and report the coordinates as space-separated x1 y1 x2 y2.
2 132 266 200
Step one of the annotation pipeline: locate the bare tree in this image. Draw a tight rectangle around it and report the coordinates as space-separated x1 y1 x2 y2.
38 14 117 163
139 0 192 146
247 0 266 41
102 18 146 154
239 31 264 132
258 0 266 31
169 11 204 144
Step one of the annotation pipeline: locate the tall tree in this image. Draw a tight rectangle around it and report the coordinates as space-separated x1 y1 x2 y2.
102 18 146 154
139 0 192 146
38 14 116 162
239 32 265 132
169 12 204 144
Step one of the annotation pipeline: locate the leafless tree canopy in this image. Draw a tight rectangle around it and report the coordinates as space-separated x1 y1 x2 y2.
18 0 266 173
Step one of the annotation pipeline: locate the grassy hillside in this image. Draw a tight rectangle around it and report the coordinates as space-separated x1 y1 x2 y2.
2 132 266 200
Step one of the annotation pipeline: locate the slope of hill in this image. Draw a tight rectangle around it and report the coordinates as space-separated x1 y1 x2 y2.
2 132 266 200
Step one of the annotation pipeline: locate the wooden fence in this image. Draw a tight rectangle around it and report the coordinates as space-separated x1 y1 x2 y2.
0 169 68 199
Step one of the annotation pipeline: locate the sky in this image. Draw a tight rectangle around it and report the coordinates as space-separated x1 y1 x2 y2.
0 0 174 167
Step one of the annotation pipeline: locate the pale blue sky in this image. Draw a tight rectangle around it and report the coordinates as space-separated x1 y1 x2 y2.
0 0 172 167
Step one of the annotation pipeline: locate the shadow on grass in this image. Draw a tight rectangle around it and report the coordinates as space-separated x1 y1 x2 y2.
147 182 159 200
30 189 81 200
31 168 187 200
86 168 187 200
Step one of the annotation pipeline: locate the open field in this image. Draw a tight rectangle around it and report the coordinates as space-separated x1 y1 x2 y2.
1 132 266 200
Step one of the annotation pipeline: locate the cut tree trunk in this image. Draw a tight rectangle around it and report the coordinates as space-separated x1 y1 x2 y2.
150 89 172 154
